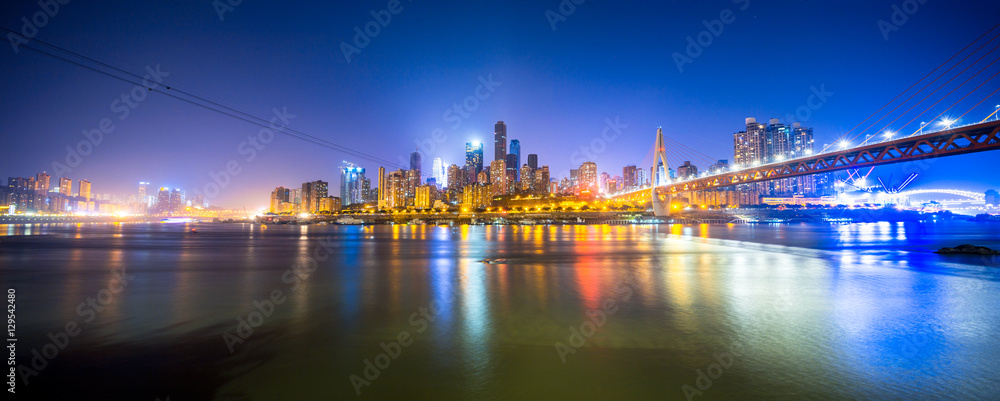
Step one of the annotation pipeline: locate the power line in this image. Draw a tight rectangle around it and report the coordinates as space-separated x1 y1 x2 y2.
0 26 416 174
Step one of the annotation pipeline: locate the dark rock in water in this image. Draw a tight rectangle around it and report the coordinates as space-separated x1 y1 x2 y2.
935 244 1000 255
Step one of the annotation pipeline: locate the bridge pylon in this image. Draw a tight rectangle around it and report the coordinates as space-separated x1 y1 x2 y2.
652 127 672 217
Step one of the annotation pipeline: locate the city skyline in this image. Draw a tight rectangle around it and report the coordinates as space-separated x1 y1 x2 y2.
2 1 999 208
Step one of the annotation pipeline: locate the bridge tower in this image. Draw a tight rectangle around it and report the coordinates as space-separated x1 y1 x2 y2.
652 127 672 217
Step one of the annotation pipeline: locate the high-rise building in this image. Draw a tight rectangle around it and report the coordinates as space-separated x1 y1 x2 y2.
520 164 533 193
156 188 170 213
59 177 72 197
535 166 550 195
490 160 508 196
734 118 767 168
446 164 465 201
301 180 329 213
677 161 699 180
527 154 538 170
138 182 148 203
270 186 292 213
169 189 183 212
340 163 367 206
377 167 386 210
415 185 434 209
505 154 517 184
386 170 407 209
410 150 422 174
623 165 637 191
465 141 483 182
709 160 730 175
494 121 507 162
319 196 340 213
579 162 597 193
432 157 445 188
509 139 520 180
78 179 91 202
35 172 50 194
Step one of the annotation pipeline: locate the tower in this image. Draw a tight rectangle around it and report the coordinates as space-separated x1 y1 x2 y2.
494 121 507 162
652 127 672 217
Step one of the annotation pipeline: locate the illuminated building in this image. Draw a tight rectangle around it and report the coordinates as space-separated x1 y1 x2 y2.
520 164 533 192
477 170 489 185
432 157 445 188
415 185 434 209
35 172 50 194
377 167 386 210
446 164 463 199
340 163 368 206
505 153 517 184
494 121 507 162
462 184 492 210
708 160 729 175
579 162 597 193
169 189 183 212
59 177 72 197
509 139 520 180
156 188 170 213
490 160 507 196
466 141 483 182
301 180 329 213
270 186 291 213
677 161 698 180
78 179 91 202
386 170 407 209
319 196 340 213
623 165 637 191
535 166 550 195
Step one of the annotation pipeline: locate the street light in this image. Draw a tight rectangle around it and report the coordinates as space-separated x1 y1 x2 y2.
883 130 895 140
919 121 926 134
939 118 955 129
839 140 850 150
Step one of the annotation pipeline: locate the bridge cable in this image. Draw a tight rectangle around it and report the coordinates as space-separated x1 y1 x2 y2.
825 23 1000 152
851 32 1000 146
0 25 418 174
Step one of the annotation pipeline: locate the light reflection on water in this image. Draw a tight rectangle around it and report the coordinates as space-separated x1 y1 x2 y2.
2 221 1000 400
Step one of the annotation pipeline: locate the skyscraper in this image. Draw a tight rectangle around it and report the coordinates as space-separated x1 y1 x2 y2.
579 162 597 193
410 149 422 174
622 165 637 191
527 154 538 170
59 177 72 197
78 179 91 202
490 160 507 196
465 141 483 182
301 180 329 213
156 188 169 213
340 163 367 206
432 157 445 187
494 121 507 162
35 172 50 194
377 167 386 210
509 139 520 180
505 154 517 183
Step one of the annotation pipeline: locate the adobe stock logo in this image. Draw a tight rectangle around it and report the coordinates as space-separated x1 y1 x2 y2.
6 0 71 54
671 0 750 73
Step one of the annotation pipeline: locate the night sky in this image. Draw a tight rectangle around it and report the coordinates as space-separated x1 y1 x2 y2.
1 0 998 209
